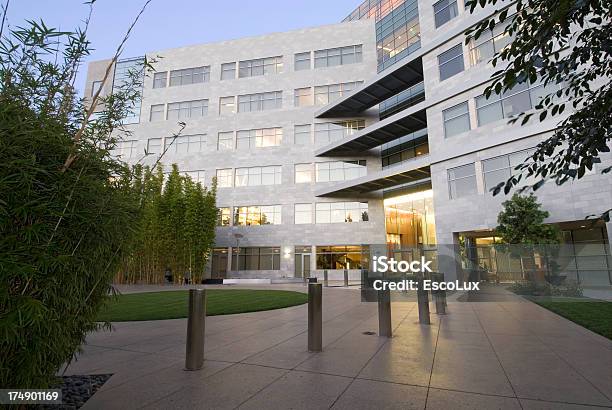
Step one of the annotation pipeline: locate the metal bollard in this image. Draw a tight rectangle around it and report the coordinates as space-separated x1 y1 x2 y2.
377 288 392 337
343 269 349 287
323 269 329 287
308 283 323 352
434 273 446 315
416 274 431 325
185 289 206 370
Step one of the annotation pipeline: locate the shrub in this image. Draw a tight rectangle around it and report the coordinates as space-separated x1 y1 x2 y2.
0 19 145 388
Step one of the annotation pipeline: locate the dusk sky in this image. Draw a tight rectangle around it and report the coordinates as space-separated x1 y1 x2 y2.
6 0 361 94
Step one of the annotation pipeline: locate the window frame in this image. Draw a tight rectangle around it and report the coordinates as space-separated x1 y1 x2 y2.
438 44 465 81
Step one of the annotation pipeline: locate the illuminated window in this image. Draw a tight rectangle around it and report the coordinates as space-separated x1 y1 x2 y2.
233 205 282 226
217 207 231 226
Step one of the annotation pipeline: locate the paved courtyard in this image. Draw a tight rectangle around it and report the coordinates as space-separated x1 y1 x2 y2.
67 285 612 409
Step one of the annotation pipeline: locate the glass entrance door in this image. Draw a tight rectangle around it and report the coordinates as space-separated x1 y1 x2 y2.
295 247 312 278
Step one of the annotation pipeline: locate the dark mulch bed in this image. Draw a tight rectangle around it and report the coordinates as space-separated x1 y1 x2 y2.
39 374 112 409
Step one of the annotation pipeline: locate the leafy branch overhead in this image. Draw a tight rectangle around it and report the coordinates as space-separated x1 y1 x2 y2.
464 0 611 221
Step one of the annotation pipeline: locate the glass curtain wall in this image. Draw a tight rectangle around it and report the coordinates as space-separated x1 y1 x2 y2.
343 0 421 72
384 189 436 253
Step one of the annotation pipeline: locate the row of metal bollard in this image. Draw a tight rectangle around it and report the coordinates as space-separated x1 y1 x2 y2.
184 273 448 368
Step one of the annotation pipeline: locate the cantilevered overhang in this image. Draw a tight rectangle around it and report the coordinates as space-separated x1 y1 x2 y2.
315 156 431 197
315 52 423 118
315 101 427 157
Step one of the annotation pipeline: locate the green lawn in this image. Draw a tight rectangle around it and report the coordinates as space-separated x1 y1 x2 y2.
534 300 612 340
98 289 308 322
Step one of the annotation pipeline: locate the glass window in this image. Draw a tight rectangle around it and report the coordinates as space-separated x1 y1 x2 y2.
295 52 311 71
315 161 366 182
315 245 369 269
91 80 103 96
469 20 513 65
314 81 362 105
433 0 458 28
314 120 365 144
150 104 165 121
476 81 557 126
234 166 281 187
314 45 363 68
448 163 477 199
238 56 283 78
295 204 312 224
153 72 167 89
147 138 162 154
294 87 313 107
443 102 470 137
183 170 206 185
294 124 312 144
112 57 145 124
236 128 282 149
217 207 231 226
237 91 282 113
216 169 233 188
295 164 312 183
231 247 280 271
112 140 136 159
315 202 369 223
219 96 236 115
167 99 208 120
221 62 236 80
233 205 281 226
438 44 464 81
482 148 536 191
169 66 210 86
217 132 234 151
169 134 206 154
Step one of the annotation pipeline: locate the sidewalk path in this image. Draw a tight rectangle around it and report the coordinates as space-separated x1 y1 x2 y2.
66 285 612 409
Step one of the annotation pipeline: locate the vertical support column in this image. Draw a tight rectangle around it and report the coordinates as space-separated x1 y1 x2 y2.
417 273 431 325
377 288 392 337
344 269 349 287
308 283 323 352
433 272 446 315
323 269 329 287
185 289 206 371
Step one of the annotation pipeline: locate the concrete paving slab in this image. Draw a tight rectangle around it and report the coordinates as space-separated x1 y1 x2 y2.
332 378 428 409
426 389 521 409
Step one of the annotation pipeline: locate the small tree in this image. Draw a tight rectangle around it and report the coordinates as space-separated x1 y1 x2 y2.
496 193 561 281
496 193 560 244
